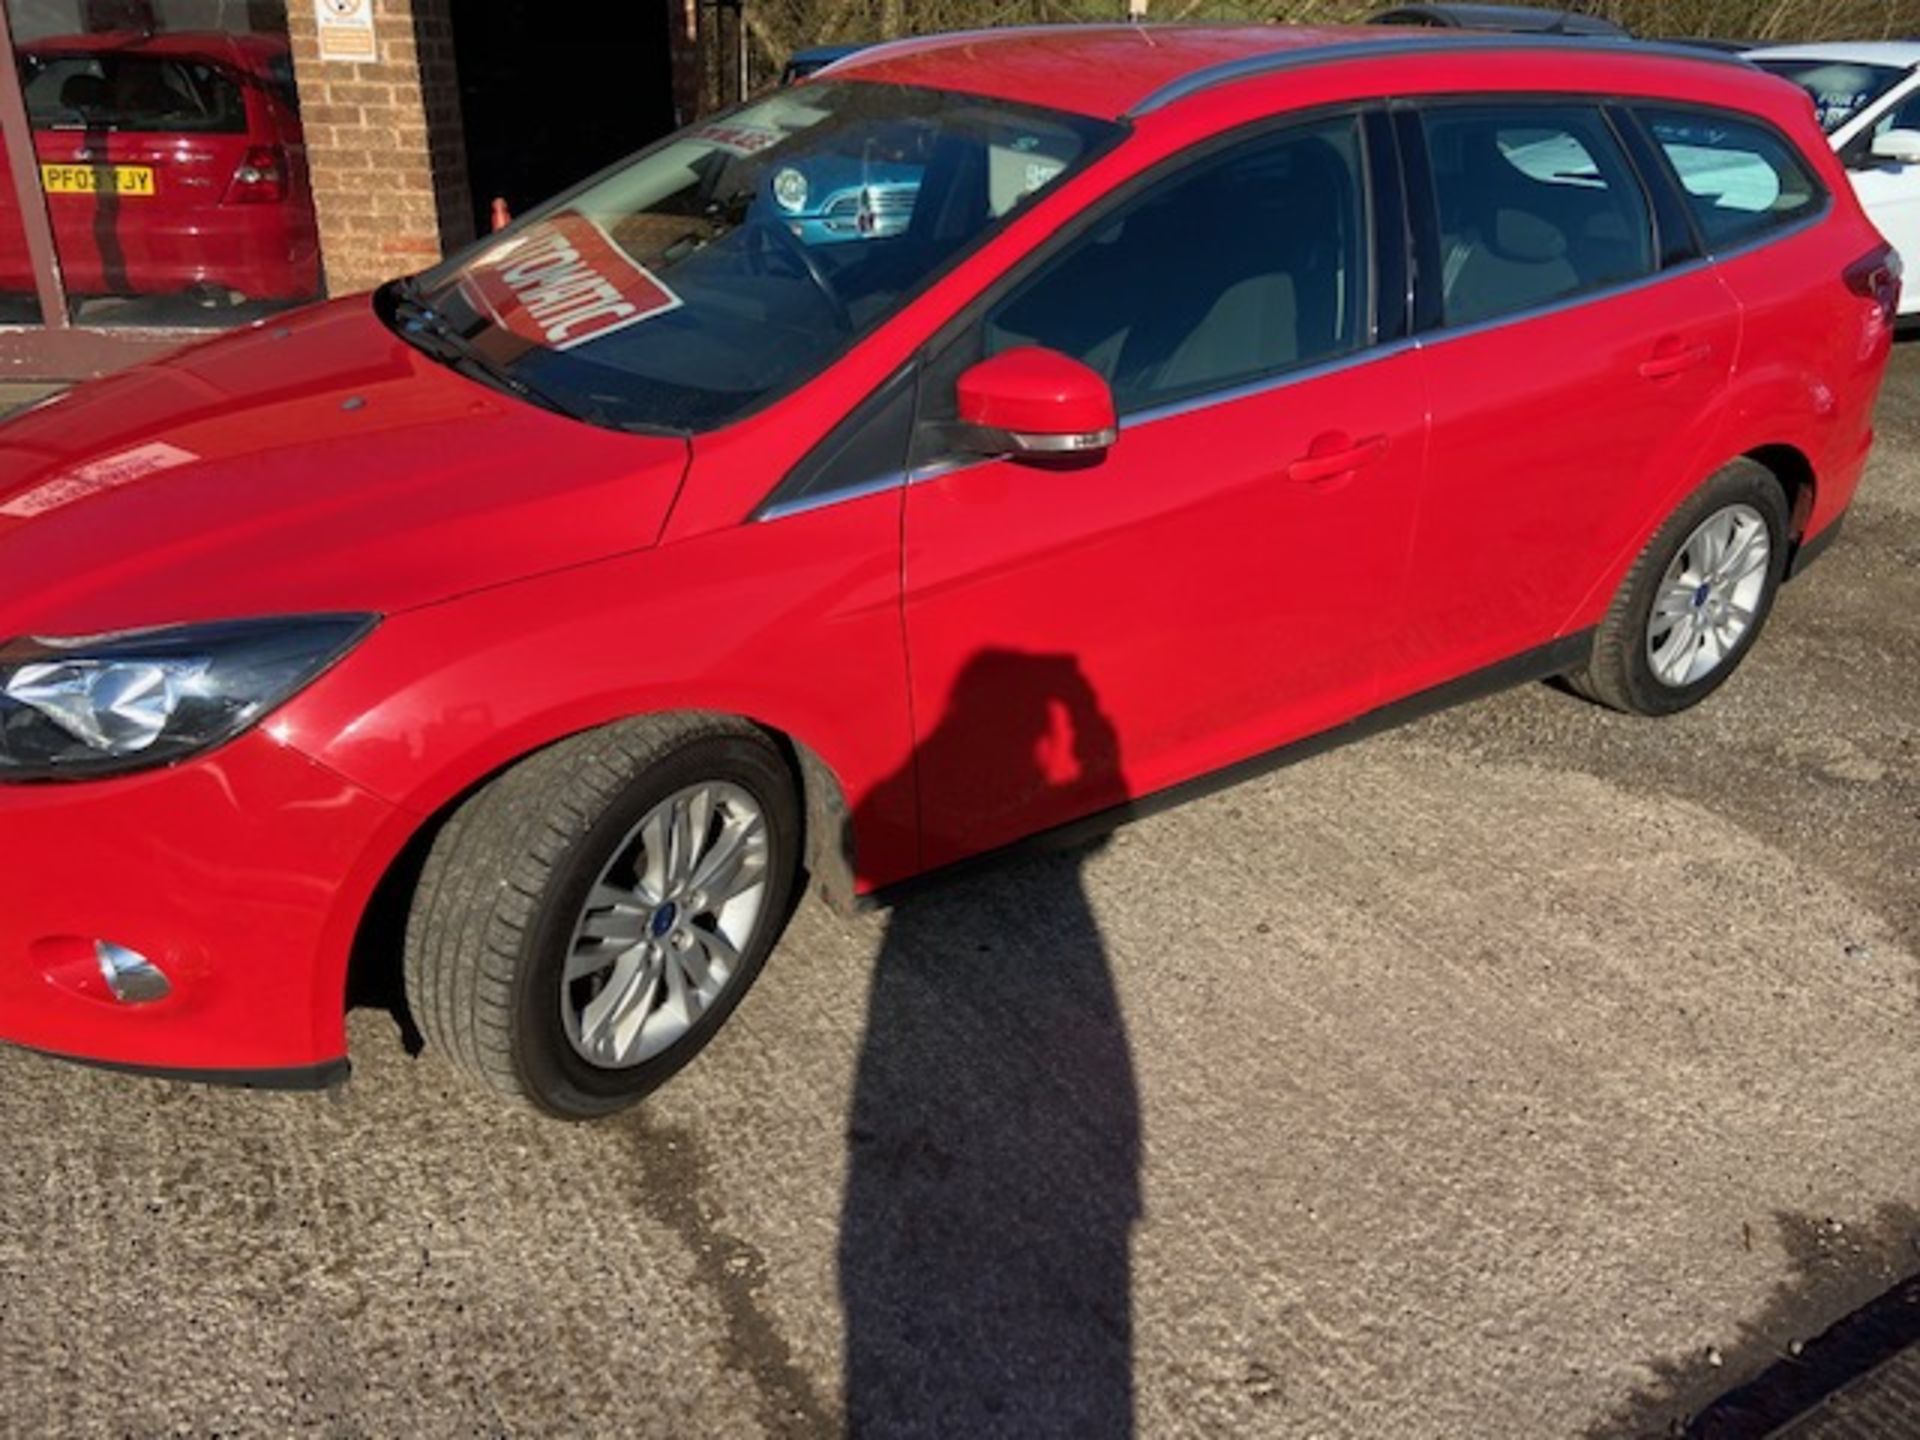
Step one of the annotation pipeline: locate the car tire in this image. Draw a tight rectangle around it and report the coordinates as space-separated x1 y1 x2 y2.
1567 457 1790 717
404 714 801 1119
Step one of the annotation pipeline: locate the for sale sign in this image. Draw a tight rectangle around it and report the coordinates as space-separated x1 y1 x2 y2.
457 212 683 353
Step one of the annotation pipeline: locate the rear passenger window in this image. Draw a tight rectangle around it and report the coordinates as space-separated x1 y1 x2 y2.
1639 108 1823 250
1418 105 1654 328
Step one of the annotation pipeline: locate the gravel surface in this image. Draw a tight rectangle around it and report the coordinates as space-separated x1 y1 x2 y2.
0 343 1915 1438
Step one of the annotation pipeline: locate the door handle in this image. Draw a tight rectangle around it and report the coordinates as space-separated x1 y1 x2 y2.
1638 340 1713 380
1285 432 1389 486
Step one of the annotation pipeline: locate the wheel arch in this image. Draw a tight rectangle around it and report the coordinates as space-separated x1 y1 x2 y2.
1741 441 1818 545
339 708 867 1036
1559 433 1823 636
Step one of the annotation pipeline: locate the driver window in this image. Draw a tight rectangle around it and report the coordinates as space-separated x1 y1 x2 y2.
977 115 1371 418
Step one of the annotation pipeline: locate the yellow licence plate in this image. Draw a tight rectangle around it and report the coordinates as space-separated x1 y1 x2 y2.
39 164 155 197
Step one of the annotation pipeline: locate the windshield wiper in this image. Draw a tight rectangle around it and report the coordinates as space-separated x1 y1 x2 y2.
390 288 613 428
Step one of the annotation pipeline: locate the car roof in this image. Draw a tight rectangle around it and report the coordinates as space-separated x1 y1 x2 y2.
1744 41 1920 69
825 23 1741 119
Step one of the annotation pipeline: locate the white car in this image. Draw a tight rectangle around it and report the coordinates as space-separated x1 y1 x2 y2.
1747 42 1920 317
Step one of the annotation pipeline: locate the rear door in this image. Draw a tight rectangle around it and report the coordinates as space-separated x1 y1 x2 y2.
21 48 255 294
1386 99 1741 696
899 112 1431 868
1635 104 1882 507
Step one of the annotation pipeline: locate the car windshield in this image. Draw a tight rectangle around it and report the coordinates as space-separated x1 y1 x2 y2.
401 82 1119 433
1751 59 1909 133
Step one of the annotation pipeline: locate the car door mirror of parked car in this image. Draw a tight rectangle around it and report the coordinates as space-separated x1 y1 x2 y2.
954 347 1118 458
1869 128 1920 166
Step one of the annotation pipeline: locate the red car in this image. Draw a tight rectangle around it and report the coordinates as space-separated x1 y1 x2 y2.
0 30 318 308
0 27 1895 1116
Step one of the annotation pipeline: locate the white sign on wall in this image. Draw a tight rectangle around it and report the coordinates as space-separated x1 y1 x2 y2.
317 0 378 62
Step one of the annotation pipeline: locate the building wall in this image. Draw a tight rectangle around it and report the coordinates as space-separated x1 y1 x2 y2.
283 0 472 295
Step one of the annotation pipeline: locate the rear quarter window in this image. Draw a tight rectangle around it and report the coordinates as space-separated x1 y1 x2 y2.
1637 108 1824 251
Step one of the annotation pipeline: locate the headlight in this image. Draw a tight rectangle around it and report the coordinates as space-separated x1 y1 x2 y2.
0 615 375 782
772 166 809 213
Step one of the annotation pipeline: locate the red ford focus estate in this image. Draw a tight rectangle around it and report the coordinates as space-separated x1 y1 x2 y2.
0 27 1896 1116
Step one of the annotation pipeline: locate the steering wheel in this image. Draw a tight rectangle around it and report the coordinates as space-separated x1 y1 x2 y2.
739 218 854 333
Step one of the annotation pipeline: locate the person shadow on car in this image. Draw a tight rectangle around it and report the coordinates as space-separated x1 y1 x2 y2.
839 648 1143 1436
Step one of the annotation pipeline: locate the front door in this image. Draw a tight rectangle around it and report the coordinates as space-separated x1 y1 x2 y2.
899 114 1430 869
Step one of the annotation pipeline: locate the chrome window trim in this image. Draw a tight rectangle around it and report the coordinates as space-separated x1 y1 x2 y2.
757 216 1830 524
1682 196 1832 265
1412 257 1710 350
1126 35 1750 118
755 469 907 523
762 338 1420 524
1405 201 1825 351
1121 336 1417 431
910 452 991 487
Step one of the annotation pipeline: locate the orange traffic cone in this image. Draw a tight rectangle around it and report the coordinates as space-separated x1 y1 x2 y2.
490 196 511 232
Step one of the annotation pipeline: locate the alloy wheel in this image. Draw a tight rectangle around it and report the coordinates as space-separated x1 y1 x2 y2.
1645 503 1771 689
561 781 770 1069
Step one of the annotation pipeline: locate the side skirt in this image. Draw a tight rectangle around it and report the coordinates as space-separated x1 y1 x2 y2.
863 629 1596 909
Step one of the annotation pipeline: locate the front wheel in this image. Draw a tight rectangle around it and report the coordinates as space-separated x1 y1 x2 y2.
404 715 801 1119
1567 458 1790 716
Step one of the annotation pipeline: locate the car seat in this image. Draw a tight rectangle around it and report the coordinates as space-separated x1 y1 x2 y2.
1437 126 1580 325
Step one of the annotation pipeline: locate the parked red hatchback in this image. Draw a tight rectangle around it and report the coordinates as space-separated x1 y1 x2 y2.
0 27 1894 1116
0 30 318 310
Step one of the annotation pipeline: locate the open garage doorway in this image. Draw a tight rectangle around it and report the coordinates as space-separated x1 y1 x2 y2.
450 0 675 238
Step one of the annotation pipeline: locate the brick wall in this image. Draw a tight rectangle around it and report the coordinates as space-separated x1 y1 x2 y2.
284 0 474 296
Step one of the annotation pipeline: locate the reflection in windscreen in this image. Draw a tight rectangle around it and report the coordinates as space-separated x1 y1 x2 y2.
413 83 1118 433
1751 60 1907 133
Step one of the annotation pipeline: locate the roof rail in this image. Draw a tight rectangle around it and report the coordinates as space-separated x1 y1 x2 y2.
1126 33 1752 117
822 22 1112 75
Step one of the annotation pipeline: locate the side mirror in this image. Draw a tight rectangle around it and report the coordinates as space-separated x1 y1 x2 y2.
954 347 1117 457
1870 128 1920 165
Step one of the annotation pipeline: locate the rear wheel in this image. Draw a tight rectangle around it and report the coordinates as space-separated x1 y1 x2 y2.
1568 458 1789 716
404 715 801 1118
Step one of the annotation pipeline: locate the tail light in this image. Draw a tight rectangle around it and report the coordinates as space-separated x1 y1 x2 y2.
1845 242 1903 326
225 145 287 204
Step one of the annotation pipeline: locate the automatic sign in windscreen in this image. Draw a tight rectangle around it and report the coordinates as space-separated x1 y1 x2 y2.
413 83 1119 433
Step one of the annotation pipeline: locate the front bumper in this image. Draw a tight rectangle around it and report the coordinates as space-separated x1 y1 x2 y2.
0 731 403 1083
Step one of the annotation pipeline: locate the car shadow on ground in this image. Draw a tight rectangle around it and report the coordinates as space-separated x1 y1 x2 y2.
839 650 1143 1435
